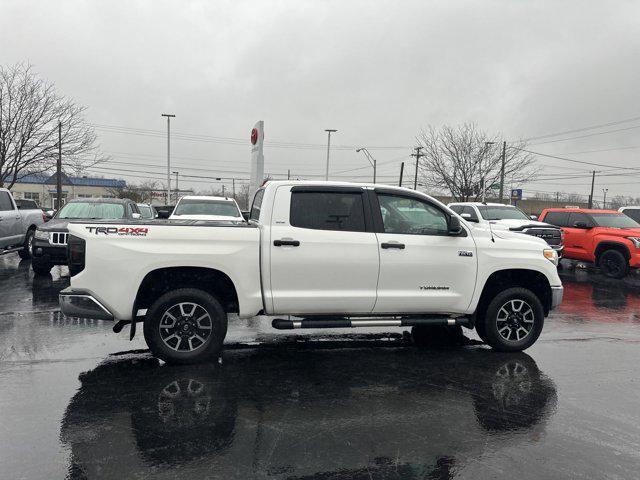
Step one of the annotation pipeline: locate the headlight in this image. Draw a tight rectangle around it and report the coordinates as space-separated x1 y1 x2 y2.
626 237 640 249
543 248 558 266
34 230 49 241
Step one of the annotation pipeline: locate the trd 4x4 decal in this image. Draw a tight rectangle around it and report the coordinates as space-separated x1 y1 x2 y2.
85 226 149 237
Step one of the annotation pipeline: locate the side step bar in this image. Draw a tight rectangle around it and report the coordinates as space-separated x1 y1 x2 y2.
1 246 23 255
272 317 471 330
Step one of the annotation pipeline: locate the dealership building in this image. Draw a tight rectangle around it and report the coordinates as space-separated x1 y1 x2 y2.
7 173 126 208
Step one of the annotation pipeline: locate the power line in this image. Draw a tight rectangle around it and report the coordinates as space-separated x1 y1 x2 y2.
522 114 640 142
529 124 640 146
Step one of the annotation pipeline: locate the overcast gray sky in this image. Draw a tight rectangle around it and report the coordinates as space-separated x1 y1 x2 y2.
2 0 640 201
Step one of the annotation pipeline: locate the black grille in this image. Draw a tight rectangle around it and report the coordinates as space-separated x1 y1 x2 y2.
523 228 562 246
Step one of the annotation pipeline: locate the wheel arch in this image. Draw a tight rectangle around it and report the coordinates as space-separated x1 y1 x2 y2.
594 241 630 264
133 266 239 318
475 269 552 320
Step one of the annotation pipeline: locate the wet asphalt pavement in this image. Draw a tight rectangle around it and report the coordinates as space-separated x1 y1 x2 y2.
0 255 639 479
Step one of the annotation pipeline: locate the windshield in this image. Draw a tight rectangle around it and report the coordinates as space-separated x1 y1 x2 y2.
477 205 529 221
56 202 125 219
138 205 154 219
590 213 640 229
173 199 241 217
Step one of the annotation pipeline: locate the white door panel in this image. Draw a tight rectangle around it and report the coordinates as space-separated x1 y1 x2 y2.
374 232 477 313
269 186 379 314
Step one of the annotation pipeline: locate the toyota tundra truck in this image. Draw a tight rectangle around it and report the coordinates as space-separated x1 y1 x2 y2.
59 181 563 364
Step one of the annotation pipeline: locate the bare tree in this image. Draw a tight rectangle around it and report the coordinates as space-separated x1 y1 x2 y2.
0 63 105 188
106 180 159 203
196 183 252 210
417 123 537 201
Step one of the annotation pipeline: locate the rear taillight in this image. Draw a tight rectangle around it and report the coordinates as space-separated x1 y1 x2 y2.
67 235 86 276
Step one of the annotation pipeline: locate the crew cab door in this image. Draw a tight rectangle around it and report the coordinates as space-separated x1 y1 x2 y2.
371 190 477 314
0 191 22 248
268 185 379 314
564 212 594 260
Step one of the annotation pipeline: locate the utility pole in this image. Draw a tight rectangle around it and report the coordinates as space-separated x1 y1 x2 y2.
588 170 596 208
161 114 175 205
499 141 507 202
399 162 404 187
602 188 608 209
222 184 226 197
482 141 496 203
324 129 337 180
287 169 290 180
410 147 423 190
356 148 377 183
56 121 62 210
232 178 236 198
172 171 179 203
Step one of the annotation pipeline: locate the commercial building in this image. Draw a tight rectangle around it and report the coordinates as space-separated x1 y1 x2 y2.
7 173 126 208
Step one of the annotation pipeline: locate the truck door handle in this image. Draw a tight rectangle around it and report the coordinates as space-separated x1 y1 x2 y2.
274 239 300 247
381 242 405 249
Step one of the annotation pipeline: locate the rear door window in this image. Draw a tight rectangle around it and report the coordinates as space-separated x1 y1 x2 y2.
290 191 366 232
543 211 569 227
568 212 592 227
249 189 264 222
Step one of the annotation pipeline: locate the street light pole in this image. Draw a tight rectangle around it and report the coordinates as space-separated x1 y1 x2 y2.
602 188 608 209
173 171 179 203
324 129 337 181
356 148 377 183
161 114 175 205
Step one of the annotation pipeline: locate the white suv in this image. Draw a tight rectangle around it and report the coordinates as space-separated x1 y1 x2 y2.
449 202 564 257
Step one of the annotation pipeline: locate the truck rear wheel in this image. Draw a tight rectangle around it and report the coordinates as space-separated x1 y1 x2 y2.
598 249 628 279
481 287 544 352
143 288 227 365
18 229 34 260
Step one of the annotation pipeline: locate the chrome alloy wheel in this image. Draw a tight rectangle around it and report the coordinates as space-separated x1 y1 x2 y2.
159 302 213 352
496 299 535 342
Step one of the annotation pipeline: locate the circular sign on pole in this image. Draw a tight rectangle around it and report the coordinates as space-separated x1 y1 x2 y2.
251 128 258 145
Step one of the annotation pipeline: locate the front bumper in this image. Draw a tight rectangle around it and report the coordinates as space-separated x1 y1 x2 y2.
32 238 68 265
550 286 563 310
59 288 114 320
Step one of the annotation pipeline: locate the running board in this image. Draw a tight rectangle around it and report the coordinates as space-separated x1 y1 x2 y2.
272 317 471 330
1 246 23 255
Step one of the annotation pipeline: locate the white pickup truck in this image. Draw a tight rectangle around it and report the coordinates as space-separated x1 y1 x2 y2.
59 181 563 364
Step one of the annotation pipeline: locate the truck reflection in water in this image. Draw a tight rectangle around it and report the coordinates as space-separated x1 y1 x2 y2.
61 343 557 479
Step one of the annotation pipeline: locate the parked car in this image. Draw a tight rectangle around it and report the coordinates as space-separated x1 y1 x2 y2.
32 197 142 276
619 206 640 223
60 181 563 364
0 188 46 259
169 195 244 221
539 208 640 278
137 203 158 220
448 202 564 257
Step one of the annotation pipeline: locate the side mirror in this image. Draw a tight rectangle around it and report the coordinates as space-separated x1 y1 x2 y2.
574 221 591 229
530 215 538 221
241 211 250 221
448 215 463 235
131 213 142 219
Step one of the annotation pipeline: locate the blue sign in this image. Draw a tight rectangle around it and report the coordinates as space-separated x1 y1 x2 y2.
511 189 523 200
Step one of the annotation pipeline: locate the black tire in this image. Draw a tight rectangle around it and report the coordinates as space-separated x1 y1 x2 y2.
31 256 53 275
18 229 34 260
481 287 544 352
412 325 464 348
143 288 227 365
598 249 628 279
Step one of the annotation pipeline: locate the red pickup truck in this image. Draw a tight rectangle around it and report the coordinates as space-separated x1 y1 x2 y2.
539 208 640 278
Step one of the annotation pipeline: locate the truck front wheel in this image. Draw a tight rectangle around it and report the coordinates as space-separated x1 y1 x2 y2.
143 288 228 365
481 287 544 352
598 249 628 279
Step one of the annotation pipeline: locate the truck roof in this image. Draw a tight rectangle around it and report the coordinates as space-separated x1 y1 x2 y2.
542 208 620 214
178 195 236 201
448 202 513 207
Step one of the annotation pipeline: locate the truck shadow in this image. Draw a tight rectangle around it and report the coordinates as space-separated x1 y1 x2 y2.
61 344 557 479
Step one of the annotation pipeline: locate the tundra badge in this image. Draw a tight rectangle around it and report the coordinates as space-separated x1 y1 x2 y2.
458 250 473 257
